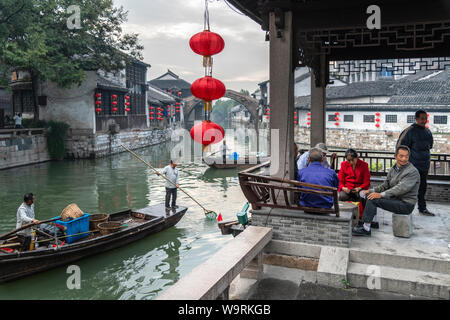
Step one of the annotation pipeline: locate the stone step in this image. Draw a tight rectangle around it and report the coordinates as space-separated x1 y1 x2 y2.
347 262 450 299
349 250 450 274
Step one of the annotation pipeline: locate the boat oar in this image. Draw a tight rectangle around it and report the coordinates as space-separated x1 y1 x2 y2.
0 217 60 241
121 144 218 220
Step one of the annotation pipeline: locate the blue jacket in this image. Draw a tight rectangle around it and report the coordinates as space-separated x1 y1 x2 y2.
297 162 339 208
397 124 433 172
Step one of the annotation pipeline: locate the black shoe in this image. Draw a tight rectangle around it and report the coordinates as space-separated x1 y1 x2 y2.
352 225 371 236
165 206 171 210
419 209 435 216
357 221 378 229
171 205 179 209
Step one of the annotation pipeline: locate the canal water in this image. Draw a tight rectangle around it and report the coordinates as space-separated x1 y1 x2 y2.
0 140 261 300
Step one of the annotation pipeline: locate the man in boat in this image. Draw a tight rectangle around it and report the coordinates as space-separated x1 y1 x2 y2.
297 147 339 208
157 160 179 210
16 193 40 251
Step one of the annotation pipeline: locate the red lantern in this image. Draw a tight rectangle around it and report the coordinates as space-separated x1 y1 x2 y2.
307 112 311 116
125 102 130 106
125 108 130 112
112 94 117 99
191 76 226 101
266 116 269 119
335 122 339 126
426 125 429 128
307 117 311 121
335 117 339 121
335 112 339 115
125 95 130 100
95 100 102 106
376 112 380 116
112 101 118 106
189 30 225 57
112 107 118 113
307 122 310 125
376 118 381 122
95 108 102 113
375 123 380 128
150 117 154 120
190 121 224 147
95 93 101 98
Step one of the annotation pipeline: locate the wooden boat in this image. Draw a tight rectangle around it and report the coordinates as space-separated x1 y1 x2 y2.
203 156 270 169
0 204 187 283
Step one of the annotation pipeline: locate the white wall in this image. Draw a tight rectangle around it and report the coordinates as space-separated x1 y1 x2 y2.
296 110 450 133
38 71 97 132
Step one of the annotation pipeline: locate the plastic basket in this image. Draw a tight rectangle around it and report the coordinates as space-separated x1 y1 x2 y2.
53 213 90 244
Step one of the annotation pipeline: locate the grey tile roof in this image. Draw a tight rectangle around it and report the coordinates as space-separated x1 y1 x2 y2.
326 80 396 99
147 84 176 105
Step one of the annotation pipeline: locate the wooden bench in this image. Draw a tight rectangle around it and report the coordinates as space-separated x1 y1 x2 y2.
156 226 272 300
238 162 340 217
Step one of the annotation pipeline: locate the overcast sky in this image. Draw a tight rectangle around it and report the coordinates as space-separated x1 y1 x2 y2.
114 0 269 93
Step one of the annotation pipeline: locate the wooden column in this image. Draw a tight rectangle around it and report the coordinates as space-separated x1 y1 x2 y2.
269 11 295 180
310 54 327 147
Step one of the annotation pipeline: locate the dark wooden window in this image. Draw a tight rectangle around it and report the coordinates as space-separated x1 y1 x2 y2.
364 115 375 122
385 114 397 123
328 114 335 121
407 115 415 123
344 115 353 122
434 115 447 124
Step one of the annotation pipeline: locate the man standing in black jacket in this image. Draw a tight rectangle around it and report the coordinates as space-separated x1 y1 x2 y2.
396 110 434 216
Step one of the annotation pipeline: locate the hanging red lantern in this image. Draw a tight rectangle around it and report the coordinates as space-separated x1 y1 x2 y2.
112 107 118 113
112 101 118 106
95 100 102 106
375 123 380 128
307 112 311 116
125 95 130 100
334 112 339 115
150 117 154 120
125 102 130 106
95 108 102 114
189 30 225 57
335 117 339 121
112 94 117 99
307 117 311 121
125 107 130 112
266 116 269 120
375 112 380 116
95 93 101 98
376 118 381 122
307 122 310 125
190 121 225 147
335 122 339 126
191 76 226 101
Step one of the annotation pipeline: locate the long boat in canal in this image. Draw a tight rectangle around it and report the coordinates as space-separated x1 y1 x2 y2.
203 156 270 169
0 204 187 283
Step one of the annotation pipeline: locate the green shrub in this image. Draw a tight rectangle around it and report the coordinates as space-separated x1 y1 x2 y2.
45 121 70 160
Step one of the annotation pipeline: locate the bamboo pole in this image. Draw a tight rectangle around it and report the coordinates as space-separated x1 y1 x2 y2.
120 144 217 219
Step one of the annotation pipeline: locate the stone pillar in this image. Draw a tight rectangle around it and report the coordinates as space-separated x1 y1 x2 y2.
269 11 295 180
310 54 327 147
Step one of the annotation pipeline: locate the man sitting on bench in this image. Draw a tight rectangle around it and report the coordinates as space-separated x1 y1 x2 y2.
352 145 420 237
297 147 339 208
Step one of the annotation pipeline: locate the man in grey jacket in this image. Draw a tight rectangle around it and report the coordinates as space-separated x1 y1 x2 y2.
157 160 179 210
352 146 420 236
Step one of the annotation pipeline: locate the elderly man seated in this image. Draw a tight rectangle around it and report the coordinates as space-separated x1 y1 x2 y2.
297 147 339 208
352 145 420 236
297 142 337 170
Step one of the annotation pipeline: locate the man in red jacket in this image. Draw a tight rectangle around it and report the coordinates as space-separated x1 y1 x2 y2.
338 149 374 226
